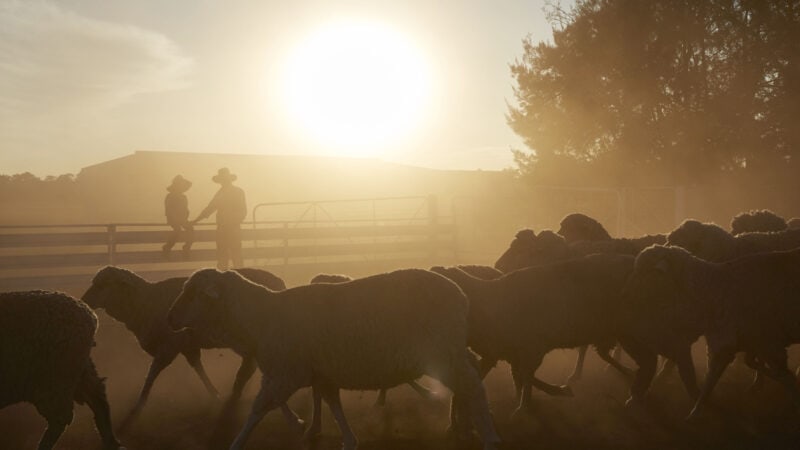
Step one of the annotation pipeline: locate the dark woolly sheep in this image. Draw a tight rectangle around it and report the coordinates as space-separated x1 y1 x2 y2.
308 273 436 408
82 266 300 431
495 228 666 274
494 229 647 382
431 254 637 417
0 291 123 450
557 213 613 242
665 220 800 387
667 219 800 263
167 268 500 450
730 209 788 235
624 245 800 419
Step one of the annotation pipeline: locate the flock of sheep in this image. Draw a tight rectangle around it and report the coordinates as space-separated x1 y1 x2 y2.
2 208 800 450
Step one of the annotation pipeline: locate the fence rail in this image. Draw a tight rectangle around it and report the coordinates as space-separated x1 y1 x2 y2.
0 197 457 291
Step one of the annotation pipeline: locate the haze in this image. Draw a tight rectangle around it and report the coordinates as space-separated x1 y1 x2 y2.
0 0 554 176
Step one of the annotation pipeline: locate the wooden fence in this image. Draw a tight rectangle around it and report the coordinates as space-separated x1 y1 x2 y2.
0 201 457 292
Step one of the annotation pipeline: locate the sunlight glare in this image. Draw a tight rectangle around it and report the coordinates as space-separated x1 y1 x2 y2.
281 21 432 156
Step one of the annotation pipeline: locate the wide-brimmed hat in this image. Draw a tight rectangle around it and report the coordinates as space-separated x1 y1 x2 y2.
212 167 237 184
167 175 192 193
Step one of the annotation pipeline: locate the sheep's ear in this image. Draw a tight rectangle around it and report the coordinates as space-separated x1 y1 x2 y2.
654 258 669 273
203 283 220 299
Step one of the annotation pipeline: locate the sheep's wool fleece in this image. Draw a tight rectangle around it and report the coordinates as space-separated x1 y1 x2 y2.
0 291 97 406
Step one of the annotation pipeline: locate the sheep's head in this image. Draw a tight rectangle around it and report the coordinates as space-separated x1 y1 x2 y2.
622 245 703 332
494 229 536 272
558 213 612 243
168 268 233 332
730 209 787 236
82 266 141 309
495 229 569 272
667 220 732 261
310 273 353 284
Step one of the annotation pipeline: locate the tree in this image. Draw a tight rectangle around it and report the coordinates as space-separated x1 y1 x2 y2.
508 0 800 186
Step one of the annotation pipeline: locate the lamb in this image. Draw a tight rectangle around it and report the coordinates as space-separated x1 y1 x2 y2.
730 209 788 235
308 273 437 407
430 254 637 417
167 268 500 450
81 266 301 431
623 245 800 419
0 291 124 450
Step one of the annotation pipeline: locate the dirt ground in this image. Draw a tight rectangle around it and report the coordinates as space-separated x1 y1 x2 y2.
2 309 800 450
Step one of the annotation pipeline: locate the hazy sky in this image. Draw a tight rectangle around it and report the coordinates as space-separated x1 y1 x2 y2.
0 0 554 175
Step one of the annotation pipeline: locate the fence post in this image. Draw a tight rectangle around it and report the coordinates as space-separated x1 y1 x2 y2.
282 222 289 266
427 194 439 260
107 224 117 265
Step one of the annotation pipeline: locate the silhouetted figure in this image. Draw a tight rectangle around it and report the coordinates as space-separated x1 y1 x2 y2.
193 168 247 270
162 175 194 259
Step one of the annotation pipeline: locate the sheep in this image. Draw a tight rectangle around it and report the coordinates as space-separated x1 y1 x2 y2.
495 228 666 274
623 245 800 419
81 266 301 432
665 220 800 387
667 219 800 263
557 212 613 242
430 254 637 417
308 273 437 407
0 290 124 450
730 209 788 235
493 228 666 382
167 268 501 450
789 218 800 230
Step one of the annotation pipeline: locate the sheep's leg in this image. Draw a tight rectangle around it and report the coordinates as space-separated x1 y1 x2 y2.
374 389 388 407
754 348 800 409
407 380 436 399
230 376 300 450
687 349 735 421
76 359 122 449
596 344 634 378
618 338 658 408
566 345 588 384
516 348 571 398
230 355 258 401
743 353 766 392
35 402 73 450
37 421 67 450
304 385 323 441
438 352 500 450
510 364 534 417
119 352 177 431
183 348 220 399
318 385 358 450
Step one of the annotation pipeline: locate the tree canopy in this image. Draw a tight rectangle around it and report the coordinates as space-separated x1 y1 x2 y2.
508 0 800 185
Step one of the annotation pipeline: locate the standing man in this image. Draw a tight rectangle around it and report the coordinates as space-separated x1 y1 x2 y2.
192 168 247 270
162 175 194 259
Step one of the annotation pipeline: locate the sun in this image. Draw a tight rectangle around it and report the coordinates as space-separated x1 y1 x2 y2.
281 21 432 156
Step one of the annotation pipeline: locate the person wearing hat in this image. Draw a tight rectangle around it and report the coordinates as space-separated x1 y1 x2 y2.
162 175 194 258
192 167 247 270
